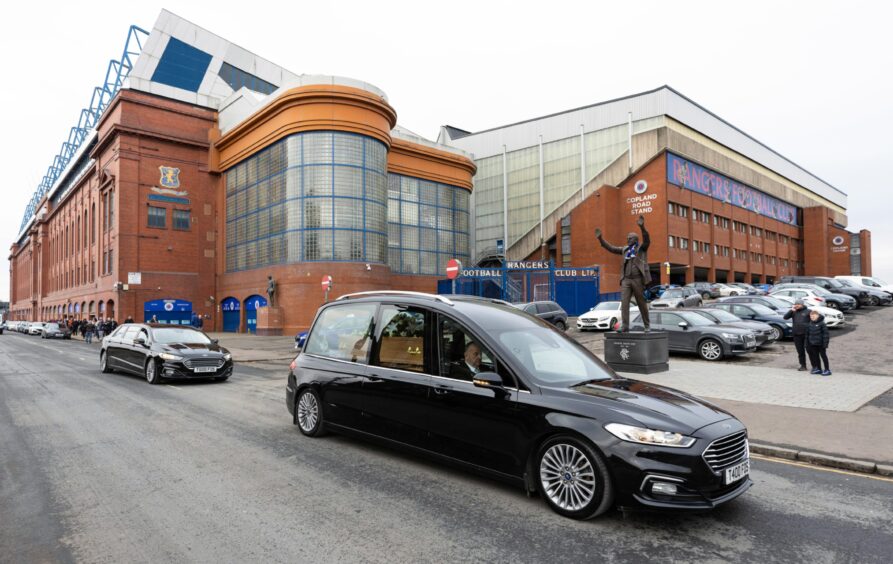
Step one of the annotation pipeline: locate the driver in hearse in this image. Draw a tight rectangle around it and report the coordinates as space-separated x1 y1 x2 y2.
450 341 482 381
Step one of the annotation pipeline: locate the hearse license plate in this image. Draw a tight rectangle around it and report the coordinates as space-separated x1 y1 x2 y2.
194 366 217 373
724 459 750 484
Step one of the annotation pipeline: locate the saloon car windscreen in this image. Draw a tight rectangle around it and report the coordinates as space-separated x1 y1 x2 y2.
495 326 612 385
152 328 212 344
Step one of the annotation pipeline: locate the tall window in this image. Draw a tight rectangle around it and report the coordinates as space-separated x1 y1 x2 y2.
91 203 95 244
148 206 167 228
173 209 191 230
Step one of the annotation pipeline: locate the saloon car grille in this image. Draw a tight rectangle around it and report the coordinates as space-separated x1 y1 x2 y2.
702 430 749 472
183 358 225 369
744 335 756 347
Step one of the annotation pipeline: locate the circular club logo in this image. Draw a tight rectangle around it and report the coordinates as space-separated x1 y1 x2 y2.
634 180 648 194
163 302 174 312
832 236 845 246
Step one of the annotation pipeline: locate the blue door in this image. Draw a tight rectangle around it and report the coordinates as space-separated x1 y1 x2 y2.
144 299 193 325
221 297 240 332
244 295 267 334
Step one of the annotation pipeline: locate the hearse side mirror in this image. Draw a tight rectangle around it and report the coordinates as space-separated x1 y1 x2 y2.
211 338 219 345
473 371 509 398
678 321 689 329
134 335 147 346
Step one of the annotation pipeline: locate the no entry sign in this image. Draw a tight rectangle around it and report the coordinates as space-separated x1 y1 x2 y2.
446 259 463 280
321 275 333 290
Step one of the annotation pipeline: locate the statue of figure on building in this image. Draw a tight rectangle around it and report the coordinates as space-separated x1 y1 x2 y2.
595 215 651 332
266 275 277 307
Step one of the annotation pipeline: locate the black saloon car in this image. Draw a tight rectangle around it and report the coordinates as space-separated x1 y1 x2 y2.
707 303 793 339
287 292 752 519
688 308 777 346
630 309 757 360
514 300 569 330
100 324 233 384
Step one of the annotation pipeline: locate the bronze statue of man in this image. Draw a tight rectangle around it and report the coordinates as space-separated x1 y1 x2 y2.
595 215 651 332
266 275 277 307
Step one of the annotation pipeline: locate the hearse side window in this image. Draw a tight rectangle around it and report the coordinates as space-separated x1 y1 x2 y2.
121 327 139 341
304 304 376 364
373 305 427 373
435 315 513 385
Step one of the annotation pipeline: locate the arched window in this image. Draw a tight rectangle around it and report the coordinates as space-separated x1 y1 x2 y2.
91 203 95 245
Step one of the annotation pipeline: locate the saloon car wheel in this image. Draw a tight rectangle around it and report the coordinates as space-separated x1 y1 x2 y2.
701 292 710 300
145 358 162 385
769 325 783 341
100 352 112 373
538 436 613 519
296 388 325 436
555 320 567 331
699 339 723 361
868 296 879 306
826 302 839 310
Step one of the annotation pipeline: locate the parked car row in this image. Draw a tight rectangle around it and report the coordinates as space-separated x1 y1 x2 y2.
3 320 72 339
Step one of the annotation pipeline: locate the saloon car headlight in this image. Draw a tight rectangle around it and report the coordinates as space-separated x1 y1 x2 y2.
785 321 793 327
721 332 742 341
605 423 696 448
159 353 184 361
223 353 232 361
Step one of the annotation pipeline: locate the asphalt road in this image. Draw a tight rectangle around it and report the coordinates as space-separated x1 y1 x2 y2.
2 332 892 563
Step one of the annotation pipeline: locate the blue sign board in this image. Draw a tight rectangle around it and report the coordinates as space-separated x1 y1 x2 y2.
666 153 799 226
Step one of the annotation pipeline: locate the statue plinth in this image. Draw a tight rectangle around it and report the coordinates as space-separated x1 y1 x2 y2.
256 306 284 336
604 331 669 374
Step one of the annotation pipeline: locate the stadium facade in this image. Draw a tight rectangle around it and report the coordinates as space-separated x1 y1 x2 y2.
8 12 872 331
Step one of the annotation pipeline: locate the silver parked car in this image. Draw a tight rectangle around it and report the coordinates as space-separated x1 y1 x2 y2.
650 287 703 309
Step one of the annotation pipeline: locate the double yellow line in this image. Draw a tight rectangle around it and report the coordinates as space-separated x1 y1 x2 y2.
751 453 893 483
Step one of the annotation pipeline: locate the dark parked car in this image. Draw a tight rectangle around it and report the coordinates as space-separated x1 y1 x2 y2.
834 279 892 306
630 310 757 360
720 294 804 314
515 300 569 330
100 324 233 384
707 303 793 340
685 282 721 300
41 322 71 340
287 292 752 519
778 277 866 307
688 308 777 347
650 287 703 309
644 284 678 301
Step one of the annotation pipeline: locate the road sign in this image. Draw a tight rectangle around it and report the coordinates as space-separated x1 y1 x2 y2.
321 275 333 290
446 259 462 280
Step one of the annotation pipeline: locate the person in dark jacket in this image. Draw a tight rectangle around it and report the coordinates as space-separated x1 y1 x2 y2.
805 310 831 376
783 300 811 370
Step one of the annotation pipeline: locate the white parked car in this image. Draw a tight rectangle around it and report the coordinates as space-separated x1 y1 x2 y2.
769 294 846 328
576 301 626 331
28 322 47 335
835 275 893 296
714 283 744 297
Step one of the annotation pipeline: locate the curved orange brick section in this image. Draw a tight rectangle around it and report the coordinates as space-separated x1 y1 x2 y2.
387 138 477 191
216 84 398 171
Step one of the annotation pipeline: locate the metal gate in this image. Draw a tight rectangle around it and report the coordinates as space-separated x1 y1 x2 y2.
221 297 240 332
439 261 601 316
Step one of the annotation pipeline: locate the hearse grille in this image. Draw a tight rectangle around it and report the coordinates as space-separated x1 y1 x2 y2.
183 358 225 369
702 430 748 472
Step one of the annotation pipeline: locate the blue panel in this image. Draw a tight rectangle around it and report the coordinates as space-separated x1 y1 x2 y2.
151 37 212 92
148 194 190 204
144 299 192 325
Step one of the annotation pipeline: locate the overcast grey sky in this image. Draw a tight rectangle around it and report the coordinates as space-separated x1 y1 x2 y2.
2 0 891 303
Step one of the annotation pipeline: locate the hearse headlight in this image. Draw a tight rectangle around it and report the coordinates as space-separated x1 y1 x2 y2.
159 353 184 361
605 423 696 448
223 353 232 361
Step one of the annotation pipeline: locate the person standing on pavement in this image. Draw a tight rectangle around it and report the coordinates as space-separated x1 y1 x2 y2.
783 299 811 370
806 310 831 376
85 320 95 344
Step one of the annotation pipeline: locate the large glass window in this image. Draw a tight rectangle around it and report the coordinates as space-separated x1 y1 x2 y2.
224 131 388 271
173 209 190 230
304 304 376 363
387 174 470 274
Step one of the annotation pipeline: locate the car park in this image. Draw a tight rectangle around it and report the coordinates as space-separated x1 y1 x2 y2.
706 302 793 340
728 282 764 295
835 275 893 296
287 291 752 519
100 324 233 384
770 286 856 311
650 287 703 309
688 308 778 347
685 282 720 299
630 309 757 360
514 300 569 330
576 301 626 331
41 322 72 340
765 295 846 328
713 283 745 297
721 294 797 314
